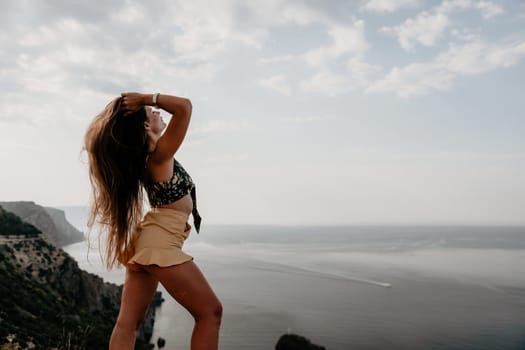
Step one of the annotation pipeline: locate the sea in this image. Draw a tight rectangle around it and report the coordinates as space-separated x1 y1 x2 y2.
61 207 525 350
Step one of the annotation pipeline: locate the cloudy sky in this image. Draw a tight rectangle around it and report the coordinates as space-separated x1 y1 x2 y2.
0 0 524 225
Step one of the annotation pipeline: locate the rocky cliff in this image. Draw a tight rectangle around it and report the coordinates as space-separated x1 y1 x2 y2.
0 205 160 349
275 333 326 350
0 201 84 247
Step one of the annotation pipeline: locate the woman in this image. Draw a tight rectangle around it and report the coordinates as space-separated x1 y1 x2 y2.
84 92 222 350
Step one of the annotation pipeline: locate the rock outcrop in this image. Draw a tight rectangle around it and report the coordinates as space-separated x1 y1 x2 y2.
0 201 84 247
275 333 326 350
0 205 161 349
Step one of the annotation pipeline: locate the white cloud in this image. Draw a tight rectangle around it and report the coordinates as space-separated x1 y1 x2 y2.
474 1 504 18
295 19 379 97
258 75 291 95
366 62 454 98
437 40 525 74
346 58 384 84
362 0 421 13
380 12 449 50
303 20 369 67
367 39 525 97
381 0 505 50
449 27 482 42
167 1 241 62
274 1 328 25
519 3 525 19
300 70 354 97
257 55 295 64
110 4 146 23
436 0 473 14
1 0 272 94
192 119 252 134
298 58 382 97
241 0 344 27
282 115 323 123
437 0 504 18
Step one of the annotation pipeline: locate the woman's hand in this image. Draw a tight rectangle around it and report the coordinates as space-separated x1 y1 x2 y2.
120 92 145 116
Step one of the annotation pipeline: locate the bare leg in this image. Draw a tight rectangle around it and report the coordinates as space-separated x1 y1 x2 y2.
109 267 159 350
144 261 222 350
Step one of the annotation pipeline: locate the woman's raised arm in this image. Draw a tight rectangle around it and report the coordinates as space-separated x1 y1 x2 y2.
122 92 192 162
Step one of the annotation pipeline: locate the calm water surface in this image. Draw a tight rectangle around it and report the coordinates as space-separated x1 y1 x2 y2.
63 220 525 350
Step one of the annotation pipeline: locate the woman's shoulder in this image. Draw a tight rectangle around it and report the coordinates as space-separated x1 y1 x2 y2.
145 155 175 183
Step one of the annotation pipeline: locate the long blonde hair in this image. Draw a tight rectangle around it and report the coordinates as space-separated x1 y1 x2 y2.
84 97 149 270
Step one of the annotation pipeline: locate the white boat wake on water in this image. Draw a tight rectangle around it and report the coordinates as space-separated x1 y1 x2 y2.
248 260 393 288
331 272 392 288
187 241 393 288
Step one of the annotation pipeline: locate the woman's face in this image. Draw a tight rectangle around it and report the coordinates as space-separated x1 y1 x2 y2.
145 107 166 136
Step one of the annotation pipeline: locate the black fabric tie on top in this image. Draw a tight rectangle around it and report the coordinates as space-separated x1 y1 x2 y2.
191 186 201 234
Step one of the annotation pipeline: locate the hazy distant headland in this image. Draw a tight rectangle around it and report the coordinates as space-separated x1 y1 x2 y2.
0 201 84 247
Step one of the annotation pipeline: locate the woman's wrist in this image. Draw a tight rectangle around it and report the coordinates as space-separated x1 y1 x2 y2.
142 93 162 107
141 94 154 106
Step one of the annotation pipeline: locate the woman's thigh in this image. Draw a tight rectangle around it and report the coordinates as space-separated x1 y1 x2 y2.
117 267 160 329
143 261 221 319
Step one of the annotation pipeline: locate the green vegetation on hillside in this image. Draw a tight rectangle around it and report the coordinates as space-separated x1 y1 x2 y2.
0 206 40 237
0 243 121 349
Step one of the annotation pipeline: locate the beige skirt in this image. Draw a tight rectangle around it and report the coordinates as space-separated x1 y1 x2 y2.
123 207 194 271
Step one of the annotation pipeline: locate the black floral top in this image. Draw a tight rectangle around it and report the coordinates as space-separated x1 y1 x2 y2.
144 158 201 233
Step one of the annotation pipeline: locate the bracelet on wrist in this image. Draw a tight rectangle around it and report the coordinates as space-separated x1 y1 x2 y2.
152 93 160 107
